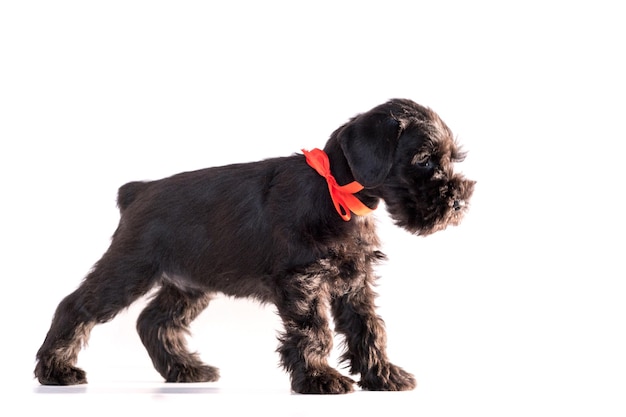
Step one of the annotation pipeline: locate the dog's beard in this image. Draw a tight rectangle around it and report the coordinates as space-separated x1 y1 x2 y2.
382 175 475 236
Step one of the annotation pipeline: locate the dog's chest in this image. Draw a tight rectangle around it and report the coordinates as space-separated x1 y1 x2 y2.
315 218 381 295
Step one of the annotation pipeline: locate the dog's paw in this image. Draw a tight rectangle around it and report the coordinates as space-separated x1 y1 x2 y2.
359 363 416 391
165 364 220 383
293 369 355 394
35 362 88 386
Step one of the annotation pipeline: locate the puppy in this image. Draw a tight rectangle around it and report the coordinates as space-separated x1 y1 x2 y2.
35 99 474 394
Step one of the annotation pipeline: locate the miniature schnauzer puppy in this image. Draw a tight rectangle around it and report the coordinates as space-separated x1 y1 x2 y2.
35 98 475 394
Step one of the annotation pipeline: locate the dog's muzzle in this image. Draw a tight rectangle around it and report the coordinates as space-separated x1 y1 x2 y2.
453 199 465 211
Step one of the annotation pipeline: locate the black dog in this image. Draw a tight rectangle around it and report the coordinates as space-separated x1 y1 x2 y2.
35 99 474 394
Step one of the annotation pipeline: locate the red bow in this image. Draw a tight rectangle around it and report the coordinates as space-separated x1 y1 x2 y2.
302 148 374 221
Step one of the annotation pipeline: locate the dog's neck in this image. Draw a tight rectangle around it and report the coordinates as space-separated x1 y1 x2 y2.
323 140 381 213
302 148 372 221
323 140 355 185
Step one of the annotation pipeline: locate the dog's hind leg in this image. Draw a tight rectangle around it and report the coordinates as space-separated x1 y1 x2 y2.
137 284 218 383
34 248 159 385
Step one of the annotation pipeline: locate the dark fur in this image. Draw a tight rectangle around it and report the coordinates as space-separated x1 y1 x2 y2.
34 99 474 394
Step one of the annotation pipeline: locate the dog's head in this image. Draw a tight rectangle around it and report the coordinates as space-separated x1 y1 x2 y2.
325 98 475 236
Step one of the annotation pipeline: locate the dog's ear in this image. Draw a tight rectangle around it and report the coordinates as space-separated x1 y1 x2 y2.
337 111 403 187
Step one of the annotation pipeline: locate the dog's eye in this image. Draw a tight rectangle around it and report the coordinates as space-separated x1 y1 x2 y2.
418 159 432 168
412 154 432 168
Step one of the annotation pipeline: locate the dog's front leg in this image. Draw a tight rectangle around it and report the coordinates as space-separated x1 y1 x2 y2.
276 272 355 394
331 282 417 391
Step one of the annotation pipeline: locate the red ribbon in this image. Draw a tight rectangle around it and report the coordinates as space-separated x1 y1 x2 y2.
302 148 374 221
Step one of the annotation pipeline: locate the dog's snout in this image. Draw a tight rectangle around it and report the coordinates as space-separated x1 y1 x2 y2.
453 200 463 211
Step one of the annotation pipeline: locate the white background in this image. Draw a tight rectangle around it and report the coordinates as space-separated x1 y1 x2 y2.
1 1 625 416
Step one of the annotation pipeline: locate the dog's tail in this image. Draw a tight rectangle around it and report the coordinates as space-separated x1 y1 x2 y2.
117 181 149 212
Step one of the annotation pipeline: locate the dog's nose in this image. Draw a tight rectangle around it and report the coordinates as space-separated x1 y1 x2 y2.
453 200 464 211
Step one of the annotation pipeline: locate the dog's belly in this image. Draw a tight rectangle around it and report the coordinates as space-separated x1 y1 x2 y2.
161 269 275 302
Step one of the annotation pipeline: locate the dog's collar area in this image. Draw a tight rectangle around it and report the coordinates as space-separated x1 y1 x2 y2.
302 148 374 221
